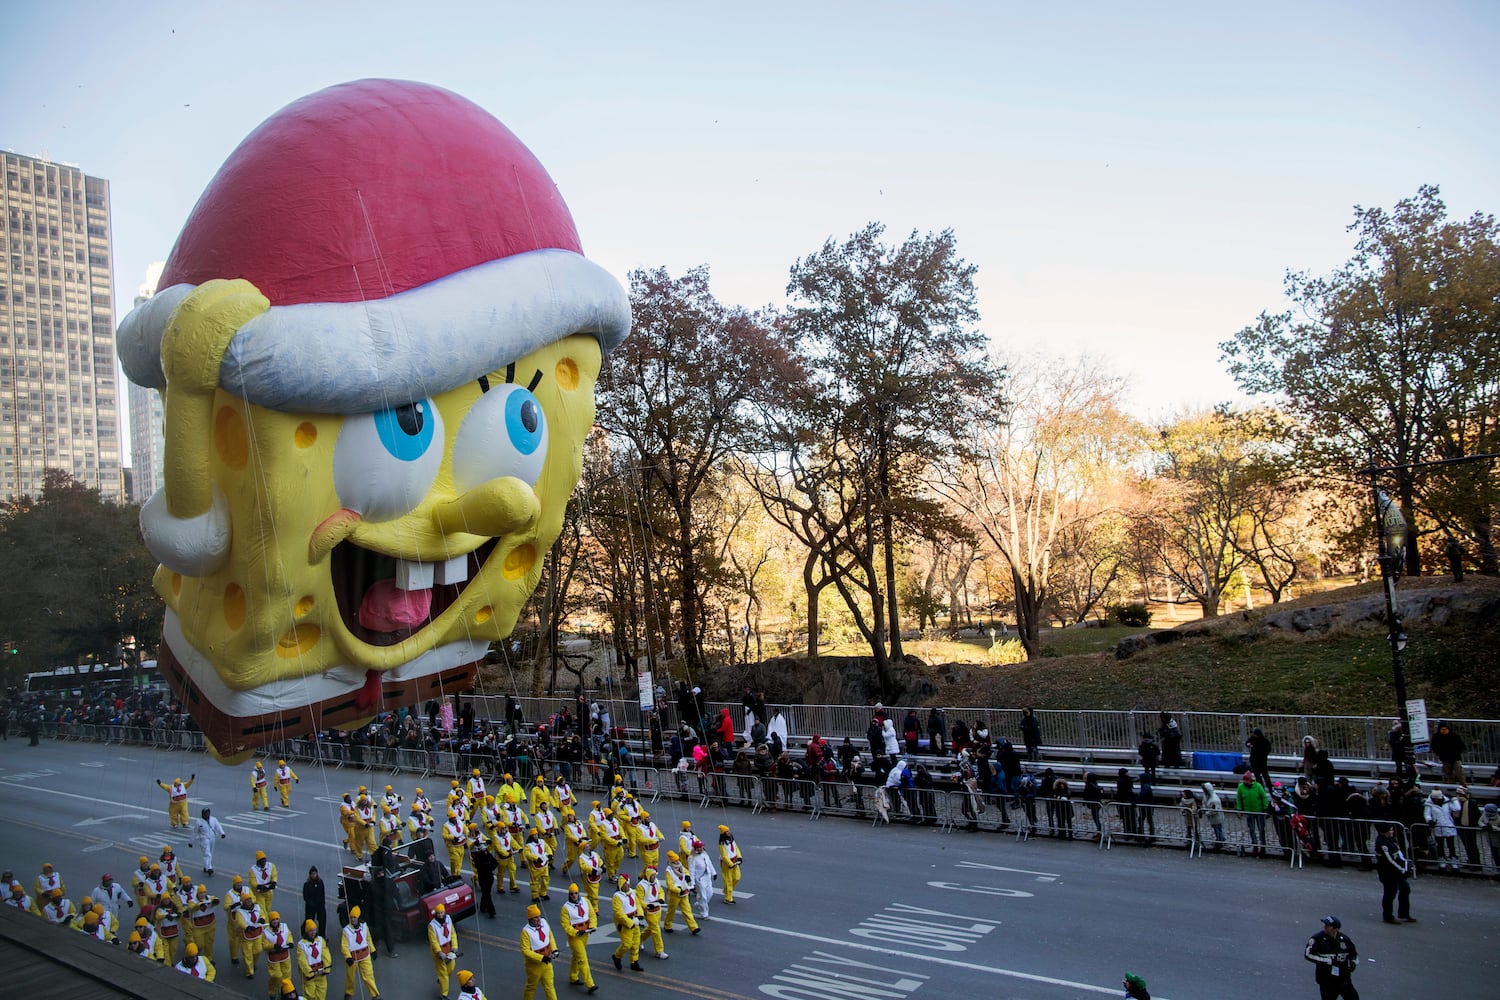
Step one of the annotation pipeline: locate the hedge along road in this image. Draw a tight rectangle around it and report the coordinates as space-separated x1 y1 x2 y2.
3 740 1497 999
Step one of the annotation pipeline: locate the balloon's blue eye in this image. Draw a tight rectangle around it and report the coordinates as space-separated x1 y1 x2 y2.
451 383 550 492
374 402 435 462
334 400 445 522
505 392 545 456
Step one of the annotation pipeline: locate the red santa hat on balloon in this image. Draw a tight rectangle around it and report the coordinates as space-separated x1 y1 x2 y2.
117 79 629 573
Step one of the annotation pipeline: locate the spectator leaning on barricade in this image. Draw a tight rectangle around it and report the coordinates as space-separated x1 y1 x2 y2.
1432 722 1467 783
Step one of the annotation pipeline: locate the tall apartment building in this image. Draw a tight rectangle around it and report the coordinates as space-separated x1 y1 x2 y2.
0 151 122 502
126 286 165 505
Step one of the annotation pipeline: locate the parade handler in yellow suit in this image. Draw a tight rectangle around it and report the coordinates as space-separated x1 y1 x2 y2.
609 874 643 973
520 903 558 1000
158 776 196 829
275 760 301 807
560 883 597 993
251 762 271 811
340 906 379 999
427 902 461 999
297 919 333 1000
718 825 743 904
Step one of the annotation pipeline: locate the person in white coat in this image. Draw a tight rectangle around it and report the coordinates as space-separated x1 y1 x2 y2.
881 718 901 758
766 710 789 749
91 873 134 928
685 838 715 919
188 808 228 875
1424 789 1459 869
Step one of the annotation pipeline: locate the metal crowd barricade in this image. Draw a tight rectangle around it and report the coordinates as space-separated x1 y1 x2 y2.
396 748 430 777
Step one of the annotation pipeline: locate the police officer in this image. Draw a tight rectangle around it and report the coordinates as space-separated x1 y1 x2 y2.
366 850 401 959
471 831 498 919
1303 915 1359 999
1374 822 1415 924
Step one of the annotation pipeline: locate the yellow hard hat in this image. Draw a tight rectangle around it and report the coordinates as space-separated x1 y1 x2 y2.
349 905 361 919
231 875 244 887
83 911 99 926
435 903 446 915
269 911 281 921
81 896 94 908
718 825 729 834
504 773 513 781
139 855 149 865
667 851 679 862
457 971 474 987
568 883 579 893
526 904 540 918
149 864 161 872
128 931 142 944
414 787 424 795
255 850 266 861
472 768 481 776
185 942 198 957
385 785 393 792
680 821 691 829
278 759 286 766
304 919 317 934
240 890 253 901
179 873 191 883
135 916 149 928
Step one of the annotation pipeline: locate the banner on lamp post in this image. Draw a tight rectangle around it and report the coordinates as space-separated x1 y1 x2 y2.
638 670 655 713
1406 698 1430 753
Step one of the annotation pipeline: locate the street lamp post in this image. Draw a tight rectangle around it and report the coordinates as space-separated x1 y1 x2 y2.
1369 482 1414 782
1364 450 1499 784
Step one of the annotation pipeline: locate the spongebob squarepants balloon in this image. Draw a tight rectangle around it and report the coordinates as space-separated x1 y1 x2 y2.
117 80 629 759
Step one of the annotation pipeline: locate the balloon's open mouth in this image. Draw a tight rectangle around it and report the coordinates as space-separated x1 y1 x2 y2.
156 610 488 756
330 539 498 646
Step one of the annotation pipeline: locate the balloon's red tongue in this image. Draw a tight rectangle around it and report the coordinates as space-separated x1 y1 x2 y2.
358 579 432 631
354 581 432 708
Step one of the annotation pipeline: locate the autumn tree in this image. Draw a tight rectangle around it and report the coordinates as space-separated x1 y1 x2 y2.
595 266 795 678
941 353 1137 658
1221 185 1500 575
0 469 161 684
1128 408 1303 617
783 223 999 692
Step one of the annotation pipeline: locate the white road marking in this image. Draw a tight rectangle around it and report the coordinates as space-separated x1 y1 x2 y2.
74 813 150 827
926 881 1034 897
0 780 336 851
711 914 1144 997
954 860 1061 878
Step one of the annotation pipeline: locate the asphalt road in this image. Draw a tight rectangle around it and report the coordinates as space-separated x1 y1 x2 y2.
2 738 1496 999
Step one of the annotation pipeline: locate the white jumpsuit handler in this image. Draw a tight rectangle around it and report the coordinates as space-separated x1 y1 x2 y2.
189 808 228 875
686 839 715 919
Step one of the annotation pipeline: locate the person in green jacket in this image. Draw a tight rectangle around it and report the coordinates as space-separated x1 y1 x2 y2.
1236 772 1270 856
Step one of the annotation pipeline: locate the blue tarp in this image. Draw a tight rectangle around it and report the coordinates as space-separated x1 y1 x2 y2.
1193 751 1245 772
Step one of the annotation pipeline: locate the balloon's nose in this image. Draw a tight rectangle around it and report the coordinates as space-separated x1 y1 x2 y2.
433 477 540 538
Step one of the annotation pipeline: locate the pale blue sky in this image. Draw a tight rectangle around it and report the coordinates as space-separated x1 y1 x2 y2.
5 1 1497 439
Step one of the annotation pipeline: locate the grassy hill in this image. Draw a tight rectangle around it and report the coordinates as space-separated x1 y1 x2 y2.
798 576 1500 718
